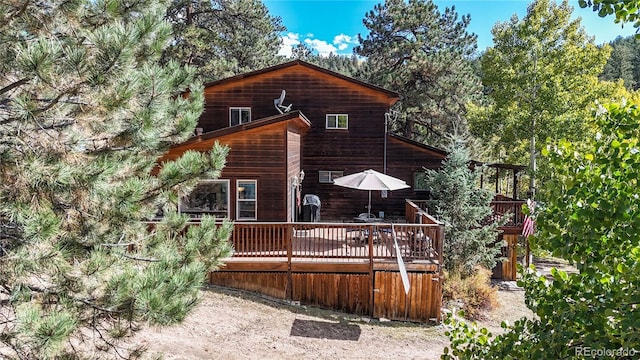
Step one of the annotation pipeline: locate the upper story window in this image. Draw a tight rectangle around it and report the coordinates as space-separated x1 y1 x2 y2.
326 114 348 129
319 170 344 184
230 107 251 126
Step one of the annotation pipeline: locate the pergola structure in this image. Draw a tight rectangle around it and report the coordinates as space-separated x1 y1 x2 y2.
479 163 528 200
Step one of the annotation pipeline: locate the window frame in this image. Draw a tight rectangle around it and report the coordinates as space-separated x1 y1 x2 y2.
319 170 344 184
179 179 230 218
325 114 348 129
229 107 251 126
236 179 257 220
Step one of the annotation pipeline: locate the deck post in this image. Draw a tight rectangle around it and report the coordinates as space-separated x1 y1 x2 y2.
286 224 293 300
368 224 375 317
437 224 444 322
437 225 444 270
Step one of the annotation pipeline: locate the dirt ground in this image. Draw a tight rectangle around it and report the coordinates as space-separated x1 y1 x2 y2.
1 258 572 359
134 279 537 360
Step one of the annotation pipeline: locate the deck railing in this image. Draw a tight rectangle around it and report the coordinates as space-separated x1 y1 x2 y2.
490 200 526 227
407 198 526 227
231 222 443 264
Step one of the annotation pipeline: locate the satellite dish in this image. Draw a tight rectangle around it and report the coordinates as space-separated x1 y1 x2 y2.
274 89 292 114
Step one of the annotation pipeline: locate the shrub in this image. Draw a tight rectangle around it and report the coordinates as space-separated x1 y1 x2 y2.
443 267 498 320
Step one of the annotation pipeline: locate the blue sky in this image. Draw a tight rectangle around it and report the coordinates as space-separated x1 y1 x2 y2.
262 0 638 57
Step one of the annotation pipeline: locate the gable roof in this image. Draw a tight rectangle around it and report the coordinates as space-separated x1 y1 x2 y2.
389 133 528 171
203 60 400 104
168 110 311 153
388 133 449 159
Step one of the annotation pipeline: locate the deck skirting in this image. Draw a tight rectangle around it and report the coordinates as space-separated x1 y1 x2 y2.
210 258 442 323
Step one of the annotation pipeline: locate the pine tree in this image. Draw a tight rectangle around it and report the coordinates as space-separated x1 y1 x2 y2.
421 138 501 276
602 35 640 90
164 0 285 82
289 44 365 78
354 0 483 146
0 1 232 357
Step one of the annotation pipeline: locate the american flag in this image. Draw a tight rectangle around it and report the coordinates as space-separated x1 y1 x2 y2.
522 215 535 237
522 200 535 237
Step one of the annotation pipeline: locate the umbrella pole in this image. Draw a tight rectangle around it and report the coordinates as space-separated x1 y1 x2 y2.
368 190 372 218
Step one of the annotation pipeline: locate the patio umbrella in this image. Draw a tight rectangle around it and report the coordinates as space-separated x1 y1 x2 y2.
333 169 410 218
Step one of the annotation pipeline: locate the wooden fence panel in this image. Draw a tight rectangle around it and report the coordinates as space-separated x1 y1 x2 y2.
373 271 441 323
209 272 288 299
501 234 519 281
291 273 371 315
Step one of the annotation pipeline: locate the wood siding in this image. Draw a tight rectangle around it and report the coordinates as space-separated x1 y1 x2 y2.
193 62 449 220
200 64 395 133
210 271 288 299
198 64 411 221
287 130 302 222
291 273 372 315
374 271 442 323
493 233 520 281
162 116 308 222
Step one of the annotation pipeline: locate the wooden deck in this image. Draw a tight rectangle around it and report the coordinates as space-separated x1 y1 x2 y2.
408 199 526 281
210 221 444 323
205 199 525 323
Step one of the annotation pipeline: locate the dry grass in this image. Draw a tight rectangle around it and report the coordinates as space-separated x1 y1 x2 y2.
443 267 499 320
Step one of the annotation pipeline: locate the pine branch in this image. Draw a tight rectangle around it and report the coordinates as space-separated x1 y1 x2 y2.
92 322 130 360
1 1 29 23
0 88 74 128
0 78 30 96
121 253 160 262
78 298 122 314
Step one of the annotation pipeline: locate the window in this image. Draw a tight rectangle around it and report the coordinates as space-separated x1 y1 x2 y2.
326 114 348 129
319 170 344 184
413 171 429 191
237 180 257 220
230 107 251 126
180 180 230 218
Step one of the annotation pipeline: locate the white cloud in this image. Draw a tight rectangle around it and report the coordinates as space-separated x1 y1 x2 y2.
333 34 355 45
278 32 300 57
277 32 359 58
333 34 359 51
304 38 338 57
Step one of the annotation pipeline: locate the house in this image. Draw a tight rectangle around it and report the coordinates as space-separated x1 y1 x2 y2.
159 61 527 321
162 60 451 222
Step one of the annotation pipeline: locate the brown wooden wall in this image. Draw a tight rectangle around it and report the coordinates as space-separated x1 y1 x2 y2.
200 65 394 133
199 65 394 221
287 130 302 222
291 273 371 315
374 271 442 323
209 266 441 322
210 271 289 299
301 133 449 220
327 136 446 221
216 124 287 221
199 63 447 220
163 121 302 222
492 233 520 281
